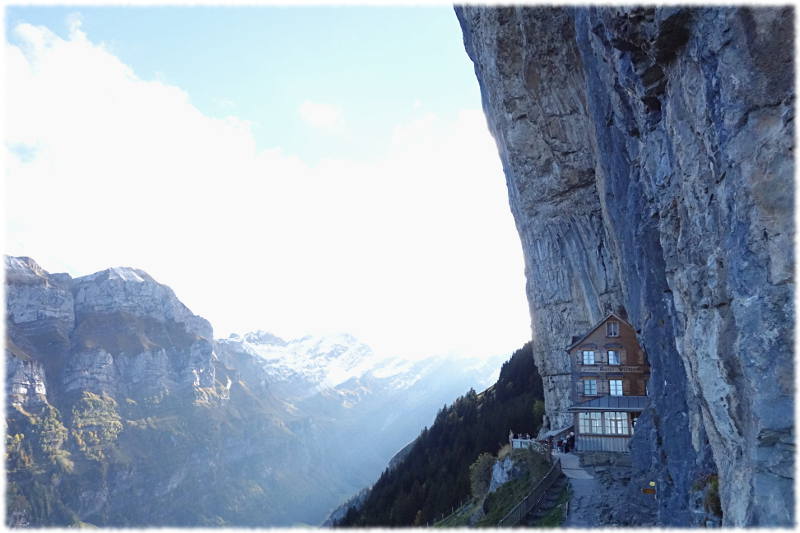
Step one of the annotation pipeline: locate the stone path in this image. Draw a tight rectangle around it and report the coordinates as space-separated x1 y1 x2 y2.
557 452 603 527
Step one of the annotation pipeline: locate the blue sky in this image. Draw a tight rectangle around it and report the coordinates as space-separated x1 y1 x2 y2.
6 6 481 164
5 5 530 360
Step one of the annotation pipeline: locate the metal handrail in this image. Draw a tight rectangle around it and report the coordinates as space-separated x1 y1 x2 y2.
496 457 562 527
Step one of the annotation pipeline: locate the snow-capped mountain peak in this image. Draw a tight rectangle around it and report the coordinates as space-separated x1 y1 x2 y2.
242 330 287 346
219 331 380 390
216 330 506 411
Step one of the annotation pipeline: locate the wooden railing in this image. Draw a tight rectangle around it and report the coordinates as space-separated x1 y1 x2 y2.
428 497 470 527
576 364 643 373
496 457 562 527
511 438 553 463
510 438 548 455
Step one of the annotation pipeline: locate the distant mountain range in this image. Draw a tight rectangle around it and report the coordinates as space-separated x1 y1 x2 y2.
216 327 506 514
5 256 506 527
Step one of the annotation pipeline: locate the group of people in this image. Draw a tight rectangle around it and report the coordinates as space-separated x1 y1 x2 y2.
548 432 576 454
508 429 576 454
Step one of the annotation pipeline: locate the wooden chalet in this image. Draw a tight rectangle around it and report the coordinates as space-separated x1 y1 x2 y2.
566 312 650 452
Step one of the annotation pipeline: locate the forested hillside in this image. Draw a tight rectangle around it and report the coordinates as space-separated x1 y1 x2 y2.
335 342 544 527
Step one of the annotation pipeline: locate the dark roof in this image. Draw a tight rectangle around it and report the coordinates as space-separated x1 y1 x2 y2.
568 395 648 412
565 312 632 351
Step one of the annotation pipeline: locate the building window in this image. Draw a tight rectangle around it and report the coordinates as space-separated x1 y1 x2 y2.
583 379 597 396
582 350 595 365
579 412 603 434
608 350 620 365
604 412 630 435
609 379 623 396
579 413 590 433
607 321 619 337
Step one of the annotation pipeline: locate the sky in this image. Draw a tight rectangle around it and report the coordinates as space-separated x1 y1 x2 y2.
4 3 532 360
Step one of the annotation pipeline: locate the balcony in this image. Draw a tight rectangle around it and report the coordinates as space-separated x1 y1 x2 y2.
576 364 644 373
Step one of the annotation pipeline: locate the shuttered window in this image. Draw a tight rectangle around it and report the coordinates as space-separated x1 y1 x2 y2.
610 379 623 396
582 350 595 365
607 321 619 337
608 350 620 365
583 379 597 395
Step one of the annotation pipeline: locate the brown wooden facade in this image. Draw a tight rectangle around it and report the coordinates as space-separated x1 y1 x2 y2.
567 313 650 453
568 313 649 403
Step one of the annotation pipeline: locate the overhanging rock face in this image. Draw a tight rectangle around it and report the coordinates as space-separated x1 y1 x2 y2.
455 5 793 527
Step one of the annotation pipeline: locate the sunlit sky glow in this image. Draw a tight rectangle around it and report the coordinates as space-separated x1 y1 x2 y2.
4 3 532 360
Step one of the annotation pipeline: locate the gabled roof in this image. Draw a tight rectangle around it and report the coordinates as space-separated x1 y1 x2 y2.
565 311 632 351
567 395 648 412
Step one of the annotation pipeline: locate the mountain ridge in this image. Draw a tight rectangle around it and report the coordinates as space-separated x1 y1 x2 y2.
5 255 506 527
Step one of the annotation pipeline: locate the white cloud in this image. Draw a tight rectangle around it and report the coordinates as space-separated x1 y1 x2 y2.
66 12 84 36
212 97 236 112
5 22 530 360
297 100 344 132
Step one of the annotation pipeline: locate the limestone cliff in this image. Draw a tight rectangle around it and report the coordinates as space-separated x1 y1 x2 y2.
6 257 217 404
4 256 303 526
456 6 793 527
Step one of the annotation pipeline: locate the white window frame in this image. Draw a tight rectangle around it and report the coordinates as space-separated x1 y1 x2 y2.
607 321 619 337
590 412 602 433
604 412 629 435
609 379 623 396
583 379 597 396
579 412 590 433
578 412 603 434
608 350 620 365
582 350 595 365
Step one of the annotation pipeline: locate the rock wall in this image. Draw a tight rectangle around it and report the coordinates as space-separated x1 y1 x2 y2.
6 355 48 407
5 258 217 402
4 257 235 527
456 6 793 527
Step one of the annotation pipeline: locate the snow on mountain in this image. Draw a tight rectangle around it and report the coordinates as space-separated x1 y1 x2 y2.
216 328 508 522
78 266 151 283
216 329 504 420
219 330 423 391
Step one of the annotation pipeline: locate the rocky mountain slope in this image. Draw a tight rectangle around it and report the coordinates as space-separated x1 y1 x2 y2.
6 256 301 526
5 256 501 527
455 5 793 527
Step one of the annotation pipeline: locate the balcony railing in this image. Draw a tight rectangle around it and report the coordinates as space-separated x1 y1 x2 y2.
576 364 644 373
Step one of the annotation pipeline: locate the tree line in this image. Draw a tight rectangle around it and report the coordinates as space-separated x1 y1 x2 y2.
335 342 545 527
